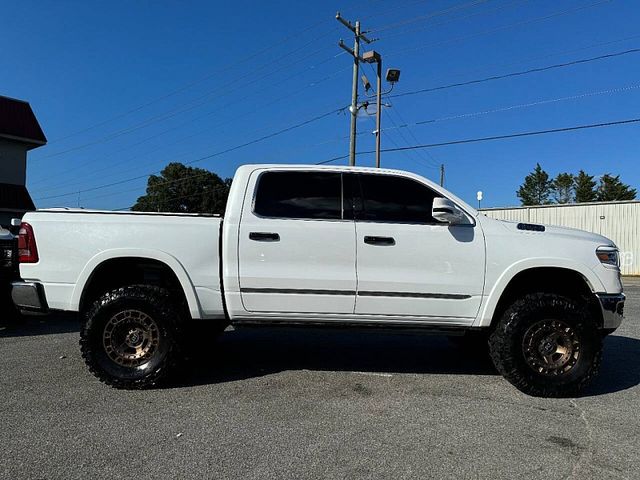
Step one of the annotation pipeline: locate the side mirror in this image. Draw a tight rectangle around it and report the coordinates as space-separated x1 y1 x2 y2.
432 197 466 225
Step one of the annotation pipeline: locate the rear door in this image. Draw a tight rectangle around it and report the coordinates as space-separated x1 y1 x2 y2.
238 170 357 314
352 173 485 321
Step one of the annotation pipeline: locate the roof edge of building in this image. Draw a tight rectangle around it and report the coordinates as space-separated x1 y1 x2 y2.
480 199 640 211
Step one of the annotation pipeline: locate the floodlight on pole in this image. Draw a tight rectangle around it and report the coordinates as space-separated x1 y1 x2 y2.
361 50 400 168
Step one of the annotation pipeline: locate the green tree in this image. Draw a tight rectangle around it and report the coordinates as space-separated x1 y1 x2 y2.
596 174 637 202
517 163 552 205
132 162 231 214
574 170 597 203
551 172 575 204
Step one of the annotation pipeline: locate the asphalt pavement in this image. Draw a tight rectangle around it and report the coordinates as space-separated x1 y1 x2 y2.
1 279 639 479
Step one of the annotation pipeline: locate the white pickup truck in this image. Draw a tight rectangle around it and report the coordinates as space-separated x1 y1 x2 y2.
12 165 624 396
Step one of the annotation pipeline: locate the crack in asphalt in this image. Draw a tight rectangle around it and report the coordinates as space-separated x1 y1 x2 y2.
568 399 594 479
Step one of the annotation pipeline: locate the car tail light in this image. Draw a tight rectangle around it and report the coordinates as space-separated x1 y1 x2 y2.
18 222 39 263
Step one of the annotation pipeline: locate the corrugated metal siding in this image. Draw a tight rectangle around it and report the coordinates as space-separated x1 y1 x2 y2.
481 201 640 275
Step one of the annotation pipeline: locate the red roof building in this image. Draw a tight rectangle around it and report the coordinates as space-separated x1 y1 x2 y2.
0 95 47 227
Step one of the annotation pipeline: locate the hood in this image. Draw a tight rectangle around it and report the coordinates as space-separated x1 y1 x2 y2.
493 218 616 248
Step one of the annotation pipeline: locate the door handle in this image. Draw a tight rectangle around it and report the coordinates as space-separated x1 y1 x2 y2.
364 236 395 246
249 232 280 242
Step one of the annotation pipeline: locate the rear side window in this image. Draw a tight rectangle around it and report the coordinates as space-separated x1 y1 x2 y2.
358 174 439 224
254 171 342 219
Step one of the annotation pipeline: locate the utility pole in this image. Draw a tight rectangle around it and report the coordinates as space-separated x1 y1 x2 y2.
440 164 445 187
374 54 382 169
336 12 372 166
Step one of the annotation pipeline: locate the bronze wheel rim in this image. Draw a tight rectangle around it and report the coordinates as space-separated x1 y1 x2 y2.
522 319 580 376
103 310 160 367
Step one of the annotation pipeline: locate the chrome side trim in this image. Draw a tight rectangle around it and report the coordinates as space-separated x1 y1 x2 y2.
241 287 470 299
358 291 471 300
241 288 355 296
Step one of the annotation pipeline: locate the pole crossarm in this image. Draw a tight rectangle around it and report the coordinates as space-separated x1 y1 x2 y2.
336 13 390 167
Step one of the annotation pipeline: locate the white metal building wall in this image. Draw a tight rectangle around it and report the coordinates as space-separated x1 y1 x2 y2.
481 201 640 275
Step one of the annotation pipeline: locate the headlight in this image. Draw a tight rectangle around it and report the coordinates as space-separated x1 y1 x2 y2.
596 246 619 267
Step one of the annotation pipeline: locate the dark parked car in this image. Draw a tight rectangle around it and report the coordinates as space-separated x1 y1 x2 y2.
1 227 18 320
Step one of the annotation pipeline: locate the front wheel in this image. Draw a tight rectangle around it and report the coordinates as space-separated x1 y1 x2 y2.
80 285 183 389
489 293 602 397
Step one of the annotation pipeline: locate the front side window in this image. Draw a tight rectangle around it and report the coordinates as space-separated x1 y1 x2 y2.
254 171 342 219
358 174 439 224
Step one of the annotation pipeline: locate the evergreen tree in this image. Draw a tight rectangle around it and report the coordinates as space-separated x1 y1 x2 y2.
551 172 575 204
574 170 597 203
596 174 637 201
132 162 231 214
517 163 552 205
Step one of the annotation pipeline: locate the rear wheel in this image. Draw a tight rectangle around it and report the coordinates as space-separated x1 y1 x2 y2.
489 293 602 397
80 285 182 389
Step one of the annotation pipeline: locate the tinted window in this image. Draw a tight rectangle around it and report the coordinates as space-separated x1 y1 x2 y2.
254 171 342 219
358 174 439 223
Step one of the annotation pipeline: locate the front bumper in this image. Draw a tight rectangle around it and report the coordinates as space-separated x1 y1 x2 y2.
595 293 625 330
11 281 48 312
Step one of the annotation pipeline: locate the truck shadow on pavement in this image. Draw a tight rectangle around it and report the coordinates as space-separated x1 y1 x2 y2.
584 335 640 397
2 314 638 396
177 327 640 397
175 327 498 387
0 312 80 337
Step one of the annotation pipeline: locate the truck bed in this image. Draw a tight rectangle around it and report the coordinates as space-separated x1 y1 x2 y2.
19 209 224 318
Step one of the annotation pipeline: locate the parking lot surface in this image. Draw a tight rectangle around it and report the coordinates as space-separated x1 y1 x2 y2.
1 279 639 479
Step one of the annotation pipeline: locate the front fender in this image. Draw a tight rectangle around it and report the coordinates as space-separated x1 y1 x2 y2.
474 258 605 328
70 248 202 319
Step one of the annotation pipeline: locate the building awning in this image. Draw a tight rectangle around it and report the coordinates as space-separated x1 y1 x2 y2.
0 95 47 146
0 183 35 212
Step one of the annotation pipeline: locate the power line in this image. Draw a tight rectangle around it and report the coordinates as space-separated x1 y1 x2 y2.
386 106 440 168
379 0 530 40
385 0 612 58
34 29 640 191
39 77 640 201
31 65 351 193
47 20 336 144
388 48 640 99
74 133 353 205
317 117 640 163
370 0 491 33
388 83 640 129
42 0 434 147
73 80 640 204
35 105 346 201
37 41 340 160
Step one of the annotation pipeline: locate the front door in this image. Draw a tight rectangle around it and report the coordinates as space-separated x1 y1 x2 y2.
352 173 485 321
238 170 357 314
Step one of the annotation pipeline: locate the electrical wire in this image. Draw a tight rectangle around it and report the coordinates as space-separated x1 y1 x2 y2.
388 48 640 99
316 117 640 164
385 0 612 58
42 0 443 147
370 0 491 33
34 105 347 201
47 20 337 144
110 116 640 210
36 41 339 160
379 0 530 40
31 65 351 193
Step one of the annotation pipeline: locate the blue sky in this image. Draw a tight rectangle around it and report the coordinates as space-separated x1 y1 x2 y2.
1 0 639 209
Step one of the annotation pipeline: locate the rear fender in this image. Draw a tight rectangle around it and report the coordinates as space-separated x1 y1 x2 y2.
70 248 202 319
